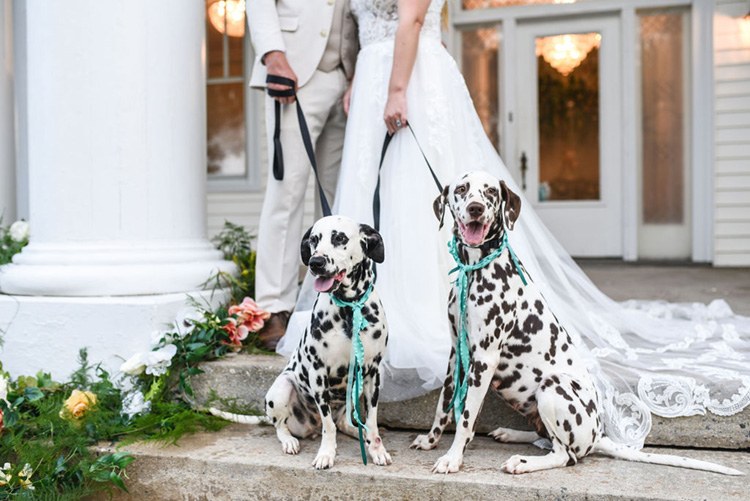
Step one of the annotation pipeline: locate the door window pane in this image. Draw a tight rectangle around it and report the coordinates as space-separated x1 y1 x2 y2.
206 0 247 178
461 27 500 151
641 13 685 224
537 33 601 201
207 83 246 177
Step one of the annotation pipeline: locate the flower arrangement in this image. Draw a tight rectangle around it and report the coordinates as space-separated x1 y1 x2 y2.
0 220 266 497
0 218 30 266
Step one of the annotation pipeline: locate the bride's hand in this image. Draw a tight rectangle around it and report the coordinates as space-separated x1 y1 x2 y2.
343 78 354 116
384 90 407 134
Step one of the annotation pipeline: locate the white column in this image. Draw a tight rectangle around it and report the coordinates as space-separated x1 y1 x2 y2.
0 0 233 295
0 0 15 224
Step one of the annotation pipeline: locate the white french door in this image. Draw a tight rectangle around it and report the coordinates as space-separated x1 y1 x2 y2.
515 16 623 257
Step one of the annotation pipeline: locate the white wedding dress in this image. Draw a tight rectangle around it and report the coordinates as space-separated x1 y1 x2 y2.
279 0 750 449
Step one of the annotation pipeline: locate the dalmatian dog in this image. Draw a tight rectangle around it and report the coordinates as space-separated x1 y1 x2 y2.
264 215 392 470
411 171 742 476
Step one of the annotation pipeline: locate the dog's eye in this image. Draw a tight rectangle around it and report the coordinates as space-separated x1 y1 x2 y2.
455 185 467 195
310 235 320 246
487 187 498 196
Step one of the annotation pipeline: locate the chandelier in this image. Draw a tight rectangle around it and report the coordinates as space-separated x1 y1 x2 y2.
207 0 246 38
536 33 601 76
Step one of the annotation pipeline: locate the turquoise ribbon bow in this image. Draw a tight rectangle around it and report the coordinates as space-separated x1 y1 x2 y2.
329 281 374 465
446 233 526 425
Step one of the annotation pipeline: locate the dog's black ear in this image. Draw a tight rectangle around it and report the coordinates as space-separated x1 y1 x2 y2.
433 185 450 230
300 226 313 266
359 224 385 264
499 180 521 231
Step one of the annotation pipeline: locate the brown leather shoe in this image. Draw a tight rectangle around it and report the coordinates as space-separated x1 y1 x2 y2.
258 311 291 351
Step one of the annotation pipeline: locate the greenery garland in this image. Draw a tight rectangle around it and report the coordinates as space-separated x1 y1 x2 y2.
0 221 266 499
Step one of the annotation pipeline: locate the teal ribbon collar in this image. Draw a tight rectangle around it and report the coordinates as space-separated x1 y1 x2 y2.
446 232 526 425
329 280 374 465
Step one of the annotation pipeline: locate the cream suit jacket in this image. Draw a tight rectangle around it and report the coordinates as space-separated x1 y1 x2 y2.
247 0 358 88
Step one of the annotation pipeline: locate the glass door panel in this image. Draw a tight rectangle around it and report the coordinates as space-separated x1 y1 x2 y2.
537 33 601 201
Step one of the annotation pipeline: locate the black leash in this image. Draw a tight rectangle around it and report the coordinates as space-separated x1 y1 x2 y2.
266 74 332 217
373 123 443 231
267 74 443 230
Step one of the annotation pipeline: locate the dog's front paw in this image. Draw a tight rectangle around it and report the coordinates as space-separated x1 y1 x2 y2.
312 449 336 470
431 453 462 474
368 437 392 466
502 455 530 474
281 436 300 455
411 434 438 450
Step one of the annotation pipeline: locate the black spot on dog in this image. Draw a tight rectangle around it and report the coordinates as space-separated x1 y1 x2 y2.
576 414 583 426
534 300 544 315
523 315 543 334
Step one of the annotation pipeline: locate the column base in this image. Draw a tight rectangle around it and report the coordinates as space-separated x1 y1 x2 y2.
0 289 230 380
0 240 237 296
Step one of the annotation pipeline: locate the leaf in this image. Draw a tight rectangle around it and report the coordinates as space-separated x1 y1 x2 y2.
3 408 19 427
115 454 136 469
12 396 24 408
24 386 44 402
185 342 206 351
110 470 129 492
186 368 204 376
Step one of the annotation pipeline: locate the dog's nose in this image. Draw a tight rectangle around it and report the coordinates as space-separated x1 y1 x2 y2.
308 256 326 272
467 202 485 219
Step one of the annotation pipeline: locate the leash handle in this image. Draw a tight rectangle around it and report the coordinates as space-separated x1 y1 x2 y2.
373 123 443 232
266 74 332 217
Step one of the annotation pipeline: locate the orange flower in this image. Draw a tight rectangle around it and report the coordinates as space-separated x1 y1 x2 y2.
59 390 97 420
222 317 249 349
228 297 270 332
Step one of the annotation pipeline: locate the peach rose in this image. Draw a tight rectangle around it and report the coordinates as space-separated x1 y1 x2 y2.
59 390 97 420
222 318 249 349
228 297 270 332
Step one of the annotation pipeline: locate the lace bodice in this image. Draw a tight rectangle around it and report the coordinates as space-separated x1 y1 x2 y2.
351 0 445 47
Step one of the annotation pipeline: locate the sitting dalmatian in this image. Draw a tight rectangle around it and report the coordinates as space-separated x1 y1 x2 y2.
264 215 392 470
412 171 741 476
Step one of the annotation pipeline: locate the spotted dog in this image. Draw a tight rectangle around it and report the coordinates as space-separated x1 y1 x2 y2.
411 171 742 476
264 216 392 470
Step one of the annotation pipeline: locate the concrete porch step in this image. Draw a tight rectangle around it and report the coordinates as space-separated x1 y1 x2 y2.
101 424 749 500
192 354 750 450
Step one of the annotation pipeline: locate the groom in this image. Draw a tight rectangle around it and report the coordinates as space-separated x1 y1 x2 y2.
248 0 358 349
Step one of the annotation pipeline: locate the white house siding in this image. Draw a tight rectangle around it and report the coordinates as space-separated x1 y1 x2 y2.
714 0 750 266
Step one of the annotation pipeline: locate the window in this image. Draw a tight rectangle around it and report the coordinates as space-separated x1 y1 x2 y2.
205 0 261 191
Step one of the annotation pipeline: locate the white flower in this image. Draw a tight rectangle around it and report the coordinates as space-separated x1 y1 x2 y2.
174 307 202 339
18 463 34 490
8 221 30 242
150 329 174 348
0 375 9 404
142 344 178 376
121 390 151 419
120 353 146 376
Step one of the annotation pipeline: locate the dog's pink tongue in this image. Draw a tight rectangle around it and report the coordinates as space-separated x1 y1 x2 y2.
314 276 336 293
464 224 486 245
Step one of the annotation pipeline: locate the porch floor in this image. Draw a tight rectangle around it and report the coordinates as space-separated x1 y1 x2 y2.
578 260 750 316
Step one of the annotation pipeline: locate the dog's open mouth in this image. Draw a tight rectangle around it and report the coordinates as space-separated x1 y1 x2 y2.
313 270 346 293
459 220 490 245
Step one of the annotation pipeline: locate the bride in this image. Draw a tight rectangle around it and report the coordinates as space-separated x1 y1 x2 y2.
279 0 750 448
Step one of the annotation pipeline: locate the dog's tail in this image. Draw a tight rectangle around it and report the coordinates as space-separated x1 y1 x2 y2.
208 407 270 425
593 437 743 475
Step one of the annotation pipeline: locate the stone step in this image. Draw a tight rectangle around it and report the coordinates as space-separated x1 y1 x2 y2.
192 354 750 450
99 424 749 500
